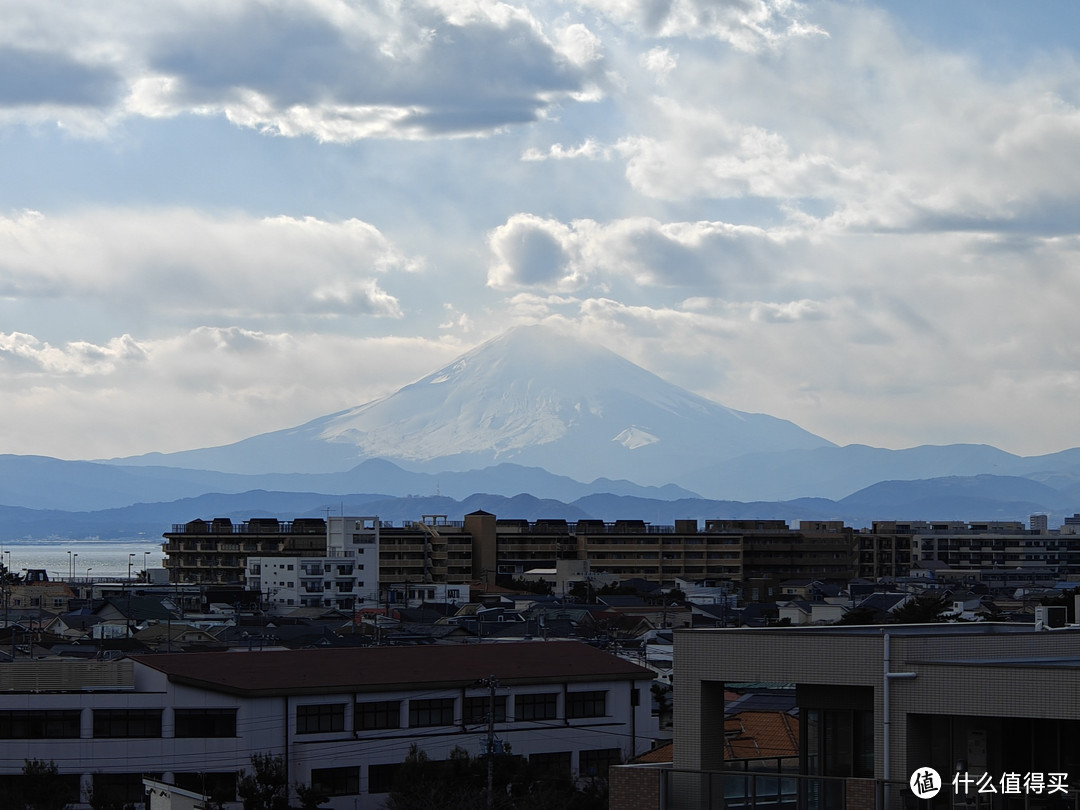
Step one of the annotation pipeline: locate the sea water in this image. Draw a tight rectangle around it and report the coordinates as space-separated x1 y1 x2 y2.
1 541 164 581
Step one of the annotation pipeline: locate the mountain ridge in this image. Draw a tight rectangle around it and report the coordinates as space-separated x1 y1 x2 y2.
107 325 834 481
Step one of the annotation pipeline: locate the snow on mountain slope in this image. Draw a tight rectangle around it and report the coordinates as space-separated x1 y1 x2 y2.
114 325 834 482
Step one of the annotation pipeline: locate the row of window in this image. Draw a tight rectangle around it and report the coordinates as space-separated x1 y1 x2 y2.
0 709 236 740
0 691 609 740
298 690 608 734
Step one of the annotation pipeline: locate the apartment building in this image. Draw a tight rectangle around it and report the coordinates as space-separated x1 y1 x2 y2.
663 623 1080 809
0 642 655 809
162 517 328 585
875 519 1080 585
165 512 881 597
245 516 380 610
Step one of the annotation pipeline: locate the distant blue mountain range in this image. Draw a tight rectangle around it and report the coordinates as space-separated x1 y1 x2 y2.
1 327 1078 538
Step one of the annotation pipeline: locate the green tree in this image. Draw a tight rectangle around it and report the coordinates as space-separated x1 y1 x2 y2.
382 743 609 810
836 606 880 625
293 782 329 810
85 775 136 810
18 760 73 810
237 753 289 810
891 594 950 624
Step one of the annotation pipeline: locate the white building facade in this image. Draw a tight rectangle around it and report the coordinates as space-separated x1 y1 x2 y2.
246 516 380 611
0 641 656 809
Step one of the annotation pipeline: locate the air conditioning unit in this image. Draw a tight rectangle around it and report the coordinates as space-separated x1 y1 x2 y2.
1034 605 1068 630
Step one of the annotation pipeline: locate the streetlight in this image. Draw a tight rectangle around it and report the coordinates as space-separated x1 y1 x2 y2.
128 553 135 583
85 567 92 600
143 551 150 583
67 551 72 580
73 553 78 583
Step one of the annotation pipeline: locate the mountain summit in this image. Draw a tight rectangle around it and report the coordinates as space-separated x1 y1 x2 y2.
122 325 834 482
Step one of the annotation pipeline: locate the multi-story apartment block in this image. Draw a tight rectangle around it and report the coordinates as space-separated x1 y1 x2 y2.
0 642 655 809
856 527 912 581
245 516 380 610
162 517 328 585
874 519 1080 586
166 512 883 598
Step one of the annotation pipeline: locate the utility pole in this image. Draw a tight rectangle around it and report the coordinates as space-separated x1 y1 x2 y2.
477 675 500 810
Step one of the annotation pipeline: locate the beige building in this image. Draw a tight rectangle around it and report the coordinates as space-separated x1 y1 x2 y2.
666 623 1080 809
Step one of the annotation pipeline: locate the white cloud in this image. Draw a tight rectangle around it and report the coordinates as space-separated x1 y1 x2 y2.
521 138 612 161
608 5 1080 237
640 46 677 77
0 209 412 318
577 0 826 53
487 214 580 290
0 327 466 458
487 213 787 292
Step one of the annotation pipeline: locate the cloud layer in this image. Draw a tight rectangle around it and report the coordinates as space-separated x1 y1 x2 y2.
1 0 1080 460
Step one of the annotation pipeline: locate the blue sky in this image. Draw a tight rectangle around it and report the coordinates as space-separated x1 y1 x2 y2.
1 0 1080 460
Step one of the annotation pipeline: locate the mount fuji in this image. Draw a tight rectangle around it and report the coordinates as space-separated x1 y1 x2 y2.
117 325 834 484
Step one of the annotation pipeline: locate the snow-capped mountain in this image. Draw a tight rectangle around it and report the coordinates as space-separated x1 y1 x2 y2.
120 325 834 483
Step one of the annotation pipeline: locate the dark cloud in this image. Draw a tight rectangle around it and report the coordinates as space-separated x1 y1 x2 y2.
150 4 591 135
0 47 122 107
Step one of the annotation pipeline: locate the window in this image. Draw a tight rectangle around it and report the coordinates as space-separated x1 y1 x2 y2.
0 773 81 805
174 772 236 800
578 748 621 777
408 698 455 727
514 693 557 722
0 710 80 739
92 773 148 804
296 703 346 734
311 766 360 796
93 709 162 738
566 691 607 719
464 695 507 725
174 708 237 738
367 763 400 794
356 700 400 730
529 751 571 777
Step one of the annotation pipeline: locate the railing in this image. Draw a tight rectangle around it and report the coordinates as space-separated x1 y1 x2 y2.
660 765 912 810
662 768 1080 810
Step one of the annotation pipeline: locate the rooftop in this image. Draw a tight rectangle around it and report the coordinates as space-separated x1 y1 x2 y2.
134 640 652 696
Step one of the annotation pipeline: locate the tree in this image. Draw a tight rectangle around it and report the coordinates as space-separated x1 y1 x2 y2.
293 782 329 810
382 743 609 810
17 760 73 810
85 775 136 810
891 594 950 624
1 559 24 585
500 577 553 596
836 606 880 626
237 753 289 810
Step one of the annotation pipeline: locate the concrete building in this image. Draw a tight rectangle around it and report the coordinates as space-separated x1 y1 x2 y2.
878 520 1080 586
167 512 916 598
162 517 328 585
245 516 380 611
662 623 1080 809
0 641 656 809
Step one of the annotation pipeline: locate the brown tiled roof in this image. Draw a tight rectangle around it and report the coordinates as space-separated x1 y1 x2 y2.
634 742 674 763
133 640 652 696
724 711 799 759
